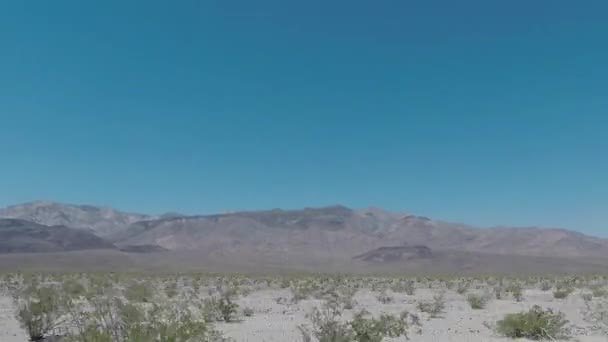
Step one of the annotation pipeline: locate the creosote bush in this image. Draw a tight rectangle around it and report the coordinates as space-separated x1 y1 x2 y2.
496 305 569 340
466 293 487 309
218 295 239 322
300 301 416 342
14 285 64 341
417 294 445 318
124 281 154 303
553 287 573 299
390 280 415 295
506 283 524 302
376 290 393 304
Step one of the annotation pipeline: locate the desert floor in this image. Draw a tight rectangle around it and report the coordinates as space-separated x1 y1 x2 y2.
2 283 608 342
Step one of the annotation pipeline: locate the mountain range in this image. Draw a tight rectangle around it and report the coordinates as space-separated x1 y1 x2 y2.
0 201 606 273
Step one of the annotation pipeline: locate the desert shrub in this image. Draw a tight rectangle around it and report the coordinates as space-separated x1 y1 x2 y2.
66 296 222 342
303 301 352 342
15 286 64 341
390 280 415 295
506 283 523 302
456 283 469 295
164 281 179 299
350 310 410 342
376 290 393 304
124 282 154 303
494 286 503 299
582 300 608 334
291 281 316 302
553 287 573 299
337 286 358 310
417 294 445 318
539 281 552 292
201 298 222 322
218 295 239 322
320 284 358 310
591 286 608 298
467 293 487 309
581 292 593 302
243 307 254 317
496 305 569 340
301 302 415 342
62 278 86 297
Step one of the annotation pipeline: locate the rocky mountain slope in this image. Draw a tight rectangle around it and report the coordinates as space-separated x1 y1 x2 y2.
0 219 116 253
0 201 151 236
1 201 607 272
111 205 608 260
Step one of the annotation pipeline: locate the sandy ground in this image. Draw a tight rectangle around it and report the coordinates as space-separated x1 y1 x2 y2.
0 294 27 342
218 288 607 342
1 287 607 341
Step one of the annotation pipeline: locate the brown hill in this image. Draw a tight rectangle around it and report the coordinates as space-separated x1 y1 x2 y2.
2 202 608 273
112 206 608 260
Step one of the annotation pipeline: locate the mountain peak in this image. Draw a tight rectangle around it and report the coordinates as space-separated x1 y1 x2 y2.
0 201 151 236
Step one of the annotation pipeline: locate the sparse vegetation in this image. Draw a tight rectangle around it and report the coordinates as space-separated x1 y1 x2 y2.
14 285 64 341
506 283 524 302
467 293 488 309
218 295 239 322
417 294 445 318
124 281 154 303
376 290 393 304
300 301 415 342
553 287 573 299
496 305 569 340
4 272 608 341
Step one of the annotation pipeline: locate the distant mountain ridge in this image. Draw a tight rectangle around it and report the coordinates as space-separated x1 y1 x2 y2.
1 201 607 273
0 201 152 236
0 219 116 253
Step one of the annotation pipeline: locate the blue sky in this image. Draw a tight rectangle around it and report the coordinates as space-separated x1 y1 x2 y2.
1 1 606 235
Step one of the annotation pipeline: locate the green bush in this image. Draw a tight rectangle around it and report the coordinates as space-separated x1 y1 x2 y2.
553 287 573 299
390 280 415 295
201 298 222 322
539 281 552 292
591 286 608 298
417 294 445 318
350 310 409 342
456 283 469 295
466 293 487 309
302 302 413 342
65 296 221 342
15 286 64 341
305 302 351 342
506 284 524 302
218 296 239 322
124 282 154 303
376 290 393 304
496 305 569 340
164 281 178 299
62 278 86 297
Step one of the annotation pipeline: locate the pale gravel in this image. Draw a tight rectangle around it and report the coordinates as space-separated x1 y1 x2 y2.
2 288 607 342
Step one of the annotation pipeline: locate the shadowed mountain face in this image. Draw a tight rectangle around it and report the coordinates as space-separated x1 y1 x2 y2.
354 245 433 263
0 219 116 253
1 202 608 273
0 201 151 236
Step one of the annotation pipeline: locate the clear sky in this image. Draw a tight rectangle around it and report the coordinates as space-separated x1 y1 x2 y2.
1 1 606 235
